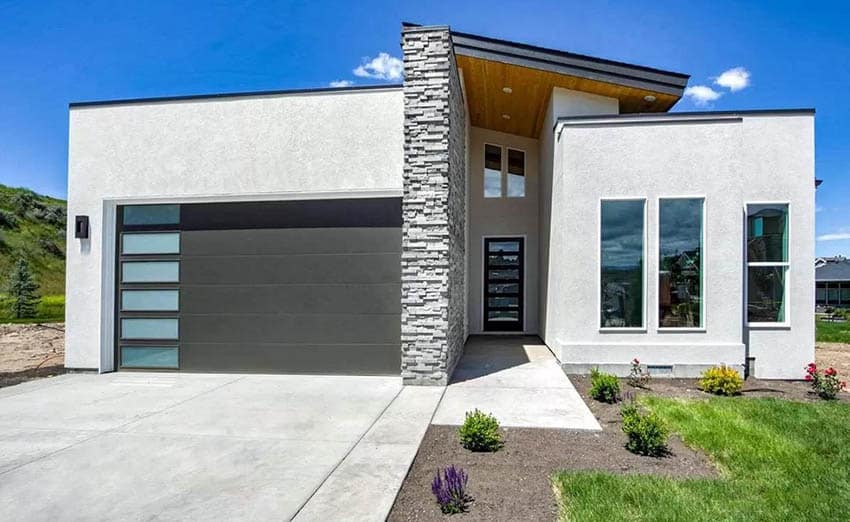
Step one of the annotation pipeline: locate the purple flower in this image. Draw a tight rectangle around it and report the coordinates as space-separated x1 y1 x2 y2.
431 465 470 514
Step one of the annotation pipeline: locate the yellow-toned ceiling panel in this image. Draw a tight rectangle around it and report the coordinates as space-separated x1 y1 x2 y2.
457 55 680 138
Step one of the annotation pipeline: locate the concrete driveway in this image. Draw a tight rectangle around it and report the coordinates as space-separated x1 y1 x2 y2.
0 372 442 521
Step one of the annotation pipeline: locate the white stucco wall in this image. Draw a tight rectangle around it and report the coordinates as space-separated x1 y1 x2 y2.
545 112 814 378
65 87 404 370
467 127 539 334
539 88 619 339
741 115 816 379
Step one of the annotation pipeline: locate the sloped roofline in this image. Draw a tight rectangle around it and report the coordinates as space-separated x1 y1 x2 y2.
403 22 689 97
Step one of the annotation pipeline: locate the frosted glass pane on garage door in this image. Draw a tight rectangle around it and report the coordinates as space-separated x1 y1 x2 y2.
120 346 178 368
123 205 180 226
122 233 180 254
121 318 179 340
122 262 179 283
121 290 179 311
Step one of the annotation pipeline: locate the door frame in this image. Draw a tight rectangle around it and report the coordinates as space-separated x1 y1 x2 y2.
481 235 526 333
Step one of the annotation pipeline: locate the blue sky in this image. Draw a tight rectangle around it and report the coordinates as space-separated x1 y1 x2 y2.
0 1 847 256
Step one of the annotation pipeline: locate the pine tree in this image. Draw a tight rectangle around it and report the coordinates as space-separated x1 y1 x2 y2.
6 258 40 319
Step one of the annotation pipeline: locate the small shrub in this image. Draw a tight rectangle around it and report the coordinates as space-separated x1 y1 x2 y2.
38 238 64 258
11 191 35 213
0 209 18 229
805 363 847 400
620 400 669 456
589 367 620 403
458 409 502 452
431 465 470 514
627 357 651 389
699 365 743 396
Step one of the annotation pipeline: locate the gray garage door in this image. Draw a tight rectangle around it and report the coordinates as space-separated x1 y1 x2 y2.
116 198 402 375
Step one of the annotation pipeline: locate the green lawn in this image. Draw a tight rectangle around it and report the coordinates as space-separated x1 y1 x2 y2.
0 294 64 323
816 318 850 343
554 397 850 521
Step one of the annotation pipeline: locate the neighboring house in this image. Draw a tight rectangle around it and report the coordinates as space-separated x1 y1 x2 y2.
816 256 850 309
64 23 815 382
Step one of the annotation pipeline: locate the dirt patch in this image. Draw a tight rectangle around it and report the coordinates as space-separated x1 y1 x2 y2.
0 323 65 388
817 342 850 387
389 423 716 521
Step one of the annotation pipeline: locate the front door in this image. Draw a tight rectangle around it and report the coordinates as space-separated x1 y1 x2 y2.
483 237 524 332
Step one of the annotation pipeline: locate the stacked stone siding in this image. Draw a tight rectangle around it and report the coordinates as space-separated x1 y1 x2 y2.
400 25 467 385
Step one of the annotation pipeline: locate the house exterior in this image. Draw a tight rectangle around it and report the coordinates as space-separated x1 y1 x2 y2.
65 24 815 383
816 256 850 309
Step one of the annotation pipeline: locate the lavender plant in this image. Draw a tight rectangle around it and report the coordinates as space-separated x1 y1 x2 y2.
431 465 470 514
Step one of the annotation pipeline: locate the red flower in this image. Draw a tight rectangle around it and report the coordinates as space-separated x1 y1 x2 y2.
826 367 837 377
632 358 640 365
804 374 813 381
807 362 817 370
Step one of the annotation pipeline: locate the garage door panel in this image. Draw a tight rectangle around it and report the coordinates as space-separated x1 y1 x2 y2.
118 198 402 375
182 228 402 256
181 313 400 345
180 253 400 285
181 284 401 314
179 343 400 375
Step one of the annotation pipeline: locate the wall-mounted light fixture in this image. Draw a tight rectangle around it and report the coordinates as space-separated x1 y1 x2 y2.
74 215 89 239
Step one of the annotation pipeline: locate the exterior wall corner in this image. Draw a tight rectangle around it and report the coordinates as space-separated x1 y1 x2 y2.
400 26 467 385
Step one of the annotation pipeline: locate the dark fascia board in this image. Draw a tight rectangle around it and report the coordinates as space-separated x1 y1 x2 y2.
69 83 403 109
556 108 816 127
448 28 689 97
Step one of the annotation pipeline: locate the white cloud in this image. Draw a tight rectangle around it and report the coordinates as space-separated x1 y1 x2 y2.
714 67 751 92
328 80 353 88
817 232 850 241
353 52 403 81
683 85 723 106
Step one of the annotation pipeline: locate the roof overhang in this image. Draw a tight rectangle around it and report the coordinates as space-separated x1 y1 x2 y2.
447 28 690 138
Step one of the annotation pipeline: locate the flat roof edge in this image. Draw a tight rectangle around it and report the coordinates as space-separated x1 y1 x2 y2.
69 83 403 108
555 108 815 128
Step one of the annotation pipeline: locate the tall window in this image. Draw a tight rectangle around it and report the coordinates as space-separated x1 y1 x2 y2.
483 144 525 198
600 200 645 328
659 198 703 328
507 149 526 197
484 145 502 198
746 203 789 324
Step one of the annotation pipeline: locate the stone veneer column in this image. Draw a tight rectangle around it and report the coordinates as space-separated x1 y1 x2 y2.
400 25 467 385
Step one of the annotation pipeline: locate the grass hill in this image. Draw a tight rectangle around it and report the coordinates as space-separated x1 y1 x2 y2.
0 184 66 322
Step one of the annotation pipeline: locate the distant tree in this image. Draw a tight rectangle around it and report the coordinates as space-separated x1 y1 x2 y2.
6 258 40 318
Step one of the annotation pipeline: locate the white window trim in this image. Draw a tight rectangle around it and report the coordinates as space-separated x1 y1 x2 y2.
482 143 526 199
745 201 791 328
656 196 707 332
598 197 647 332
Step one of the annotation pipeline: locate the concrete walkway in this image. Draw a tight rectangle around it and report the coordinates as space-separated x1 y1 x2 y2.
432 336 600 430
0 372 442 521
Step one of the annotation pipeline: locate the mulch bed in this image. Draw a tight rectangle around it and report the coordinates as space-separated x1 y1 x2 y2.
389 374 849 521
388 423 716 521
570 375 848 425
